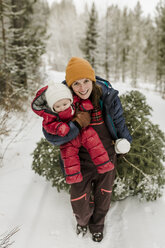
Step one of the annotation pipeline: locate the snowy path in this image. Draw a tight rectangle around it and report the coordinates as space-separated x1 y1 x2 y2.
0 74 165 248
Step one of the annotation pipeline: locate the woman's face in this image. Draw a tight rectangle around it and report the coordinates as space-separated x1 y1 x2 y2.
71 78 93 100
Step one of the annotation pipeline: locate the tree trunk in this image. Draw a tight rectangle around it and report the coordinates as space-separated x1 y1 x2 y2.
0 0 6 63
122 48 126 83
11 0 27 86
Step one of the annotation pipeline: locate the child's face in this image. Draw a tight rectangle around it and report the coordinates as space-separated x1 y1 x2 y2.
53 98 71 112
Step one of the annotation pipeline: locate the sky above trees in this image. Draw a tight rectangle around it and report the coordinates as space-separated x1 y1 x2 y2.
47 0 160 17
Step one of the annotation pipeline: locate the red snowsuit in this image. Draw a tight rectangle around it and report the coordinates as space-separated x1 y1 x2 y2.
31 86 114 184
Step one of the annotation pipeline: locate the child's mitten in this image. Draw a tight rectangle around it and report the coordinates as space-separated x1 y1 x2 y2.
57 123 70 136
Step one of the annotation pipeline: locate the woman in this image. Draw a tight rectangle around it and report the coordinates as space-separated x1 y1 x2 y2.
43 57 132 242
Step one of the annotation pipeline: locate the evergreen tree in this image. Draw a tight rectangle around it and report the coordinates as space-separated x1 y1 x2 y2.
113 90 165 201
120 7 131 83
155 0 165 98
0 0 11 101
0 0 47 110
31 90 165 201
32 138 70 192
9 0 28 86
75 3 89 58
44 1 159 85
101 5 123 82
112 7 122 82
0 0 7 63
101 6 114 80
46 0 79 70
79 2 99 70
128 2 144 86
104 11 110 80
25 0 49 88
142 16 157 82
9 0 46 87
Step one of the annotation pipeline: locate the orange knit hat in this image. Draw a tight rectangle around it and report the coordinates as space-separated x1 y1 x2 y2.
65 57 96 87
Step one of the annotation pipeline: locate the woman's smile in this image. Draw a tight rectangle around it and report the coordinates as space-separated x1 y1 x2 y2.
79 89 89 95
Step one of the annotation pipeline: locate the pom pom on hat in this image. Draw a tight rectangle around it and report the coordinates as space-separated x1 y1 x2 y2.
115 138 131 154
45 82 73 112
65 57 96 87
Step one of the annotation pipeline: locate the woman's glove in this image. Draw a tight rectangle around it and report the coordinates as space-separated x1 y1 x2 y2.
72 111 91 128
115 138 131 154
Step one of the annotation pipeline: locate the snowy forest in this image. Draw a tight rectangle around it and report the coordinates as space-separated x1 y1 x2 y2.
0 0 165 247
47 0 165 93
1 0 165 109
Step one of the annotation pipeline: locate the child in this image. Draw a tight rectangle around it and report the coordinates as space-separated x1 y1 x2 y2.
32 82 115 184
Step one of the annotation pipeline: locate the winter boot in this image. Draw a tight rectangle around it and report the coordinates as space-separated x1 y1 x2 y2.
76 224 87 236
92 232 103 242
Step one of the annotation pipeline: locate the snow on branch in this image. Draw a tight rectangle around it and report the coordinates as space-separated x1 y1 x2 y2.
0 226 20 248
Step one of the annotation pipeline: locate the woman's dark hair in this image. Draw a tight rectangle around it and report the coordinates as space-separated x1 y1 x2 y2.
90 82 102 107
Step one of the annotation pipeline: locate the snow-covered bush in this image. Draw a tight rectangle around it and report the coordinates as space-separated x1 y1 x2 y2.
31 90 165 201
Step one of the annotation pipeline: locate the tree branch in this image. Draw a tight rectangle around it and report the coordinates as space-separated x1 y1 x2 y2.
0 226 20 248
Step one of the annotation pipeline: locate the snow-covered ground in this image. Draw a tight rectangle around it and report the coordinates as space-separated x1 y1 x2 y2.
0 69 165 248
